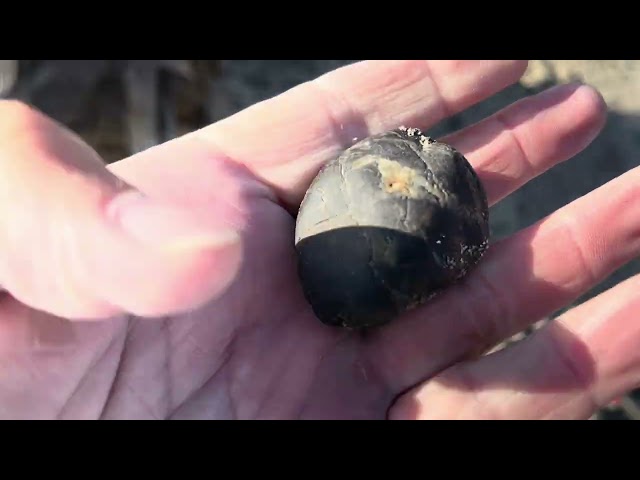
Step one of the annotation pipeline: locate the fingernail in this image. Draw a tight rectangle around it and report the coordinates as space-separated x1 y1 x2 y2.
107 190 240 252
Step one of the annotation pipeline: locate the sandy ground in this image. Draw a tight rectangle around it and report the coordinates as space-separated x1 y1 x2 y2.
2 60 639 419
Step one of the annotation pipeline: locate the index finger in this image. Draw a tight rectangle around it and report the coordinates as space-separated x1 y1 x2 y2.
111 60 528 209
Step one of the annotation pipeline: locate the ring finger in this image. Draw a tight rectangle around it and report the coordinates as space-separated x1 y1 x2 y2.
389 272 640 420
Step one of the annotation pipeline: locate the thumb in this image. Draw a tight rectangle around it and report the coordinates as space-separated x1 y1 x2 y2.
0 100 242 319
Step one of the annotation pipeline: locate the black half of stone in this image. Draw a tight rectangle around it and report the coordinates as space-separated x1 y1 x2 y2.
295 222 484 329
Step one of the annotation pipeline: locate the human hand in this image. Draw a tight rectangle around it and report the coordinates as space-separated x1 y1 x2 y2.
0 60 636 420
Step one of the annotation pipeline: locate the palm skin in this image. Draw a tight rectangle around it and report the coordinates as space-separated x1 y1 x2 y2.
1 60 639 420
1 151 395 420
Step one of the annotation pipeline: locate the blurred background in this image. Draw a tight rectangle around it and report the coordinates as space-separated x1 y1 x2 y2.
1 59 638 420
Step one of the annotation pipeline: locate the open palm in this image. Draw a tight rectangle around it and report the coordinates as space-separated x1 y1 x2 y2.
1 60 638 420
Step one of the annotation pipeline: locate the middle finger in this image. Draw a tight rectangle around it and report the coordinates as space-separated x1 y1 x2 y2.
444 82 607 206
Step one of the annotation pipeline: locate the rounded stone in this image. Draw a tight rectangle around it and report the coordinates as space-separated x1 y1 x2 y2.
294 127 490 329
